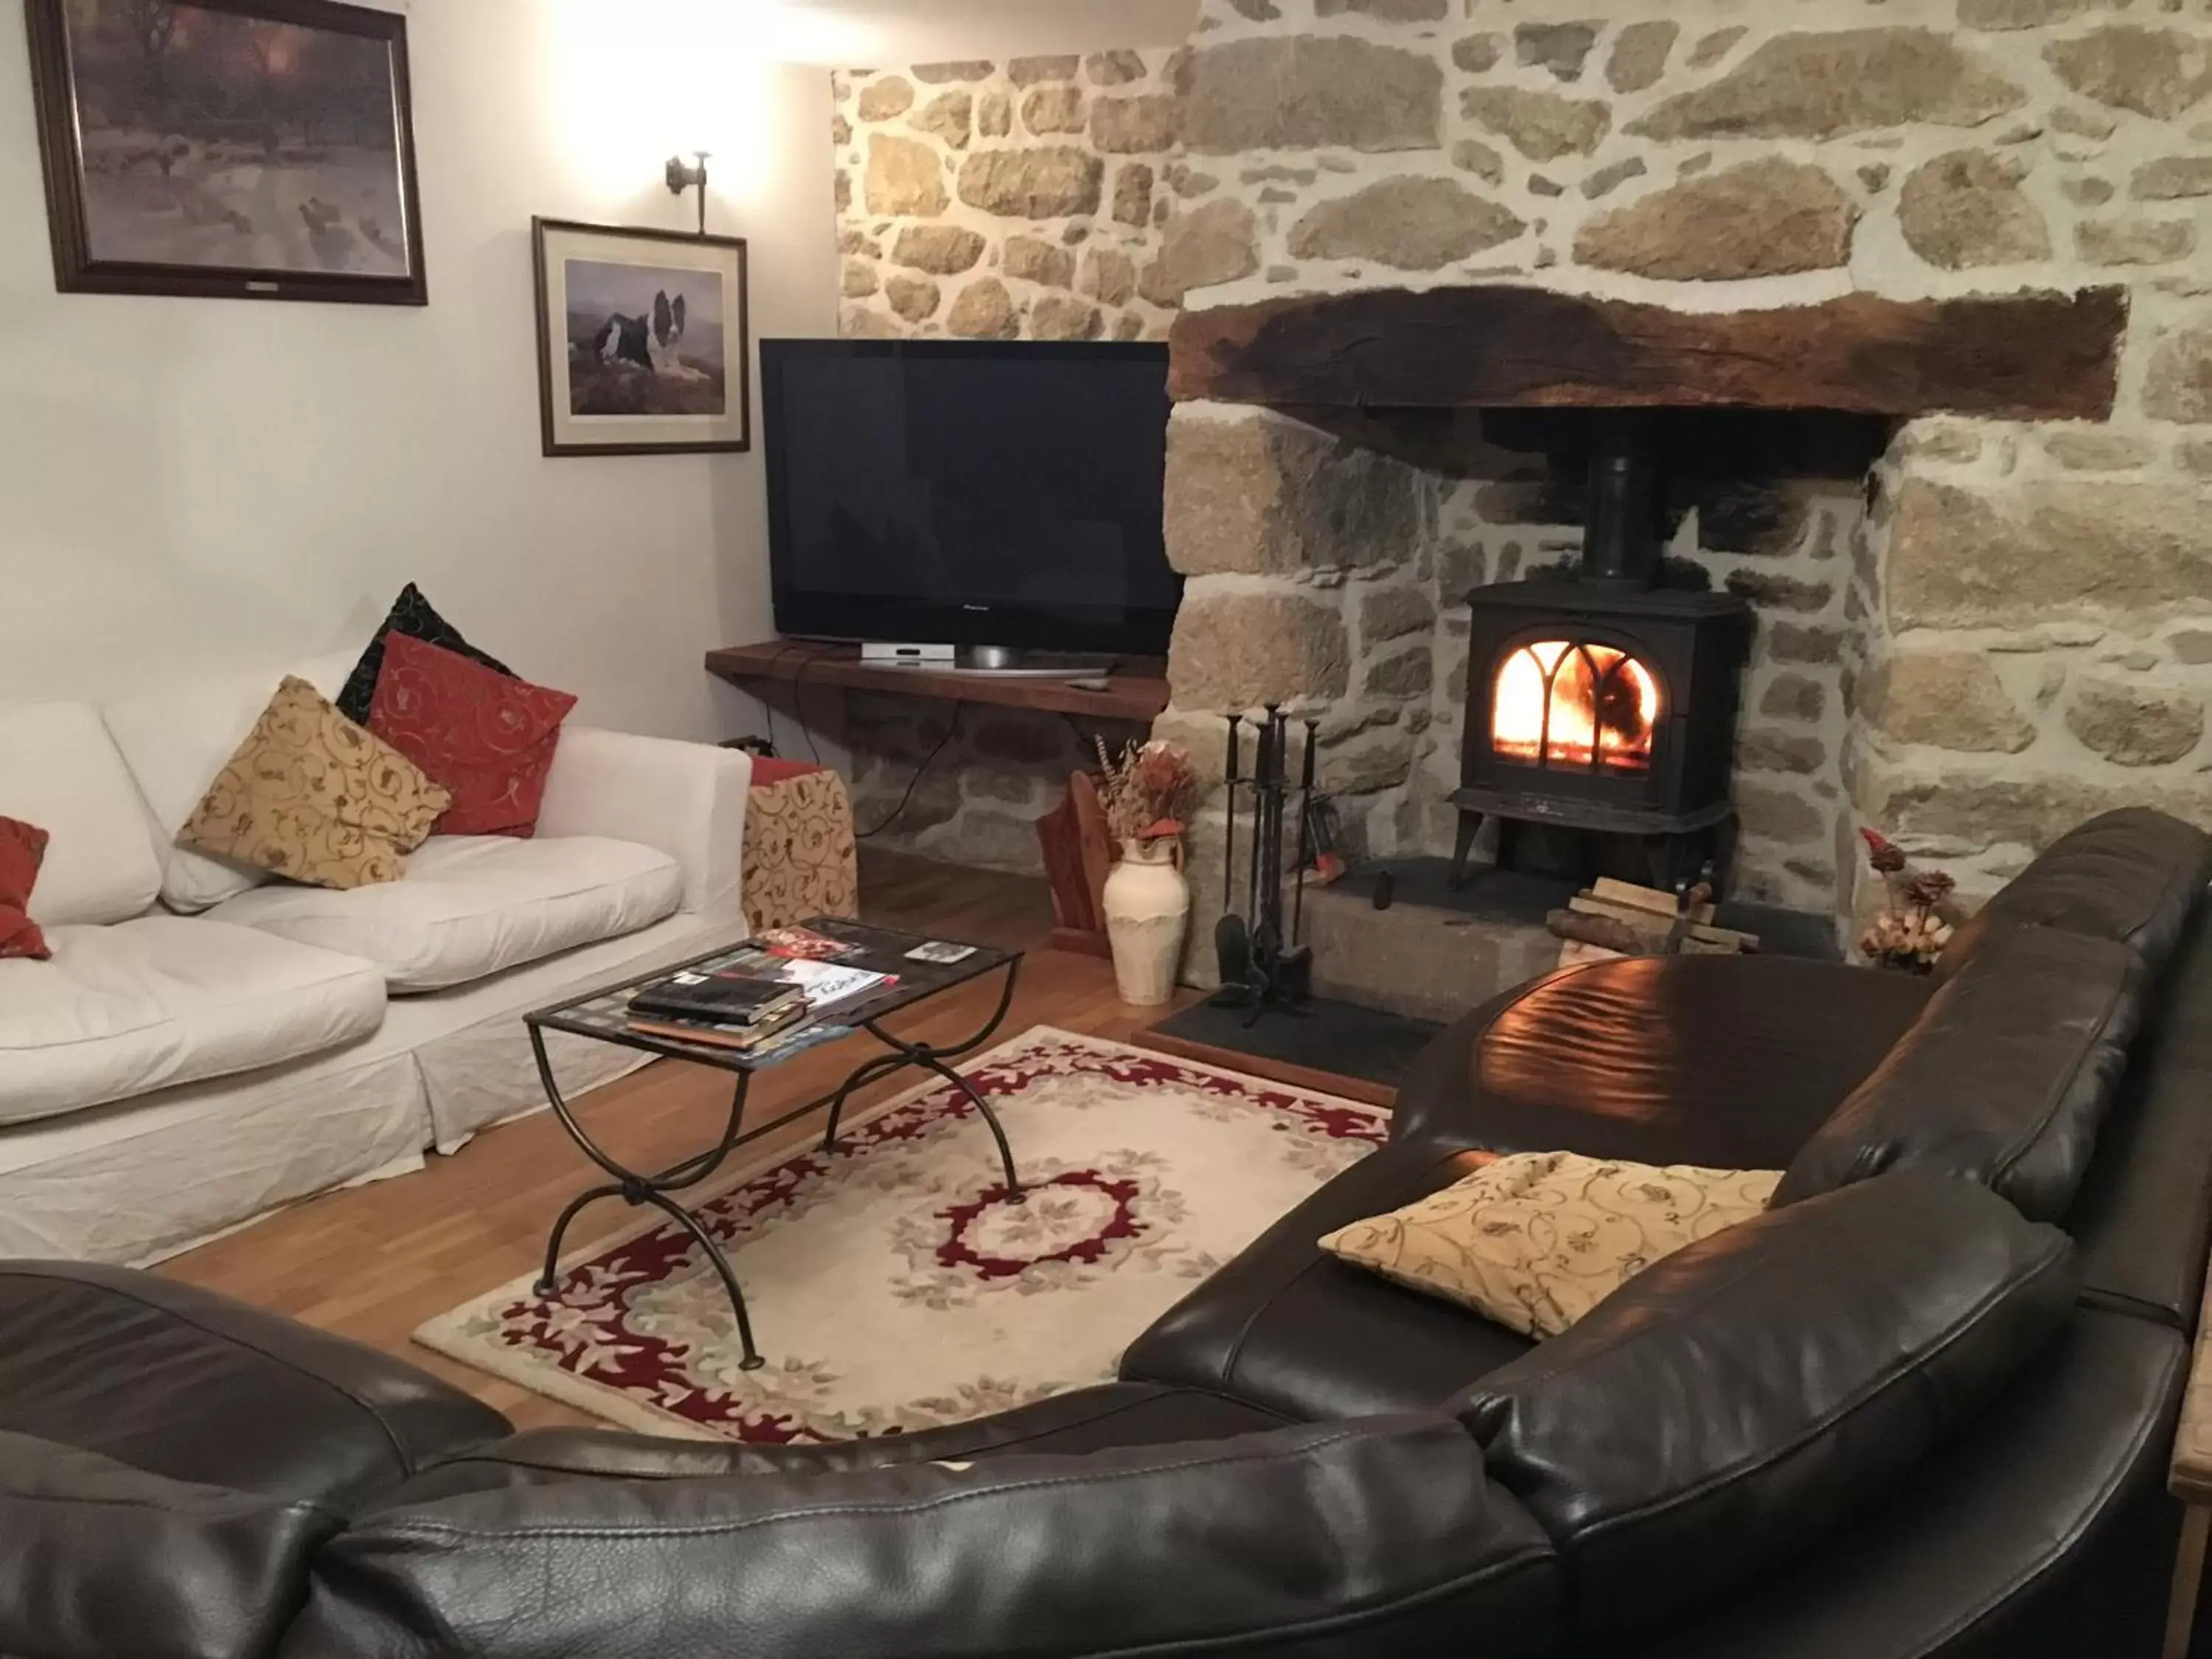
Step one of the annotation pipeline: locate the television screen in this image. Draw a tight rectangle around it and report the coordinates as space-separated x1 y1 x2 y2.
762 339 1179 658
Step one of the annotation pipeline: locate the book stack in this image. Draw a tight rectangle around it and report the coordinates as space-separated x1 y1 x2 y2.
622 934 894 1055
625 973 813 1051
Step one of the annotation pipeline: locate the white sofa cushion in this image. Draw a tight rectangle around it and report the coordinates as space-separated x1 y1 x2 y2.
206 835 684 993
0 917 386 1126
0 701 164 926
103 650 360 914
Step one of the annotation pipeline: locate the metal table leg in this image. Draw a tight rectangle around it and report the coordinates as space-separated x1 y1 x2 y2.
527 1025 766 1371
823 958 1026 1202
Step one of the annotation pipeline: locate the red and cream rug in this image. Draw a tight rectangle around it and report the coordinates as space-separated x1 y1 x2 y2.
415 1028 1387 1442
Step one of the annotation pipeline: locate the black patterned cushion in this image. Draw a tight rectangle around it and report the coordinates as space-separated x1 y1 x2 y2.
335 585 515 725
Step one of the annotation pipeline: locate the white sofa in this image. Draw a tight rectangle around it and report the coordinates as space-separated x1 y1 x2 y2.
0 653 751 1267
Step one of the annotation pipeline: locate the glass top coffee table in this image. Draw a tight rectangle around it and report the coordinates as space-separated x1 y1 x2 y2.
523 917 1023 1371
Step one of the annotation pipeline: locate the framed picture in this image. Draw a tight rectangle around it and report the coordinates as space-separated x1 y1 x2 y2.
23 0 426 305
532 218 752 459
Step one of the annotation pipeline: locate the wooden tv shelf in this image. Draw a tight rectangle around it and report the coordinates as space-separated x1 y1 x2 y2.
704 641 1170 724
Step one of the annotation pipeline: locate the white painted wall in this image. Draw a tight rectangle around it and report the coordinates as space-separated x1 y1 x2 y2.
0 0 838 744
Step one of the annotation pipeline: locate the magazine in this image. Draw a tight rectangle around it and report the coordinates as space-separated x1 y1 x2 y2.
773 958 892 1010
759 925 864 961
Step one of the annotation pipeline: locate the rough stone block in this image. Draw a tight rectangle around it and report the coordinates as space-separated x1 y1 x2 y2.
1607 21 1679 94
947 277 1019 339
1287 178 1525 271
1183 38 1444 156
1736 782 1826 844
1865 651 2035 753
1363 648 1433 699
2145 326 2212 424
1739 729 1829 776
1454 34 1503 74
1092 94 1180 154
1766 622 1846 664
2044 429 2154 470
1004 234 1075 288
1576 159 1857 280
865 136 945 216
858 77 915 121
1362 588 1437 645
1167 592 1350 709
956 147 1104 218
891 225 986 275
1890 478 2212 627
1305 883 1558 1025
2135 158 2212 201
1164 411 1423 577
1727 570 1836 614
1082 248 1137 307
1139 200 1259 307
1759 674 1829 724
1899 150 2051 269
2066 678 2205 765
1516 23 1598 83
2077 218 2197 265
1629 29 2027 142
914 91 974 148
2046 28 2212 121
885 274 940 323
1087 51 1148 87
1462 86 1610 162
1020 86 1085 136
1008 55 1080 86
1031 295 1103 341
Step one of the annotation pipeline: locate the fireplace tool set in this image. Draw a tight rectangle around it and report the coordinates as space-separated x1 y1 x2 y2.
1212 707 1326 1023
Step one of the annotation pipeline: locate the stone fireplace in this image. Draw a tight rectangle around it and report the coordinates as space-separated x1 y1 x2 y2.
1152 0 2212 954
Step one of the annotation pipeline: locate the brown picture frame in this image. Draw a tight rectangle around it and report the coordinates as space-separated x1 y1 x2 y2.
532 217 752 459
24 0 428 305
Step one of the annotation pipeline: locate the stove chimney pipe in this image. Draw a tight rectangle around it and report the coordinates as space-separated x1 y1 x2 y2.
1582 411 1663 591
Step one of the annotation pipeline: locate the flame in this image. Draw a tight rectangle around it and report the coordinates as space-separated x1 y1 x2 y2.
1492 641 1661 775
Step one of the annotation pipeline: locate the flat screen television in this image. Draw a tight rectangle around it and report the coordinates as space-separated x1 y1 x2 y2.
762 338 1179 659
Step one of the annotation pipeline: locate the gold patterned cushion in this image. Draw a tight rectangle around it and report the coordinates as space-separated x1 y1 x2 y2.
1319 1151 1782 1339
178 677 451 890
742 768 859 933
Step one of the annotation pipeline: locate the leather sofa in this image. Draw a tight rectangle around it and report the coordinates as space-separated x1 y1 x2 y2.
4 807 2208 1659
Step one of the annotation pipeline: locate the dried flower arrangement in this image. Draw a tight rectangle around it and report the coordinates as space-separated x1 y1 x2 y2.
1859 828 1958 973
1096 738 1198 846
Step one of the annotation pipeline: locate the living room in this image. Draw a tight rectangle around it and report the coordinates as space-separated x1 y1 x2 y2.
7 0 2212 1655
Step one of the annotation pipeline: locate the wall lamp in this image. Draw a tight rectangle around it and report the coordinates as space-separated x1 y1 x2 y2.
665 150 712 236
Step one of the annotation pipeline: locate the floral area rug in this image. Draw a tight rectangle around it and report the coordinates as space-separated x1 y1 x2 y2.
415 1028 1387 1442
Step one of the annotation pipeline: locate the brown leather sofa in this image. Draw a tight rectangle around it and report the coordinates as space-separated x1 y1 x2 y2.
3 807 2208 1659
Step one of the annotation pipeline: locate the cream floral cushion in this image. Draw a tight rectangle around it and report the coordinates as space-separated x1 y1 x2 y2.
179 677 451 891
1319 1151 1782 1339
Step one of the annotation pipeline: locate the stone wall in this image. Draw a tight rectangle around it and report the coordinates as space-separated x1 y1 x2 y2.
843 691 1148 874
827 51 1181 872
834 53 1183 342
1158 0 2212 932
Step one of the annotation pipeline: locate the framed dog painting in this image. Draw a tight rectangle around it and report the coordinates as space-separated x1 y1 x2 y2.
24 0 426 304
532 219 751 458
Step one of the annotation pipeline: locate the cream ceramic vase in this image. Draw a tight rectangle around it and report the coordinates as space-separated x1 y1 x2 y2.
1102 838 1190 1006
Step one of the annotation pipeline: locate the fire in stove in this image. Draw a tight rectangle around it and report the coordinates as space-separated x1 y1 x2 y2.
1492 640 1663 776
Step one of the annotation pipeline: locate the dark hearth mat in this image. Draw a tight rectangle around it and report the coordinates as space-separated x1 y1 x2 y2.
1142 997 1444 1098
1331 857 1843 963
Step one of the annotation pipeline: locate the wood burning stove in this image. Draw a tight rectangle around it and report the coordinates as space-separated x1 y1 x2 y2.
1451 415 1753 895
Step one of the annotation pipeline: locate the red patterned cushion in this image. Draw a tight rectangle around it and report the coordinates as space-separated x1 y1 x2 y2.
367 634 577 838
0 818 52 961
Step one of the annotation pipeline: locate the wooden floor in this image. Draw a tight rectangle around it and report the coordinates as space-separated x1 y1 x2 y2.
161 852 1191 1431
